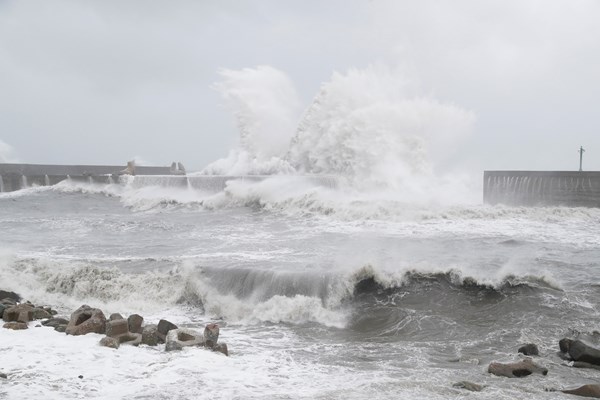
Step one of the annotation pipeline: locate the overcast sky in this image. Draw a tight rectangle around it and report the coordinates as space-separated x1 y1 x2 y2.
1 0 600 172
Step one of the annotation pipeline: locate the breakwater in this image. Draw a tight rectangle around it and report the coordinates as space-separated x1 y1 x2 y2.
0 163 339 192
0 163 172 192
484 171 600 207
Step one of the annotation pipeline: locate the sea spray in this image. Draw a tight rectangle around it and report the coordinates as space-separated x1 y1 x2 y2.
204 65 301 175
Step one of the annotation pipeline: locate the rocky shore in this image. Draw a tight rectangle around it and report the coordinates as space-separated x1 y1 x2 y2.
0 289 228 381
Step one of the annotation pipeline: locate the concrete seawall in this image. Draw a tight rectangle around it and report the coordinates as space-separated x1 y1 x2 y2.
484 171 600 207
0 163 172 192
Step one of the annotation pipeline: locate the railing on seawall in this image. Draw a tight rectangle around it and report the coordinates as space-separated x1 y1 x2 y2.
483 171 600 207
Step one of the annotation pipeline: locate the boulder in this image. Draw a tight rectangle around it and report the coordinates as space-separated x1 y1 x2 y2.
141 324 160 346
54 325 67 333
165 328 204 351
488 358 548 378
452 381 484 392
41 317 70 328
109 313 124 321
562 384 600 398
99 336 120 349
65 305 106 336
128 314 144 334
0 298 17 307
2 304 34 323
212 343 228 356
157 319 177 342
0 290 20 303
573 361 600 371
560 339 600 366
105 319 129 338
3 321 28 330
518 343 539 356
204 323 220 348
117 332 142 346
32 308 52 320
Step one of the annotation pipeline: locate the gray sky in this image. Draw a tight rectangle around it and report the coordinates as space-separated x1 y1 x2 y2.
1 0 600 172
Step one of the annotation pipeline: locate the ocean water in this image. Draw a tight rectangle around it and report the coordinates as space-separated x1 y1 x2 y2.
1 178 600 400
2 65 600 399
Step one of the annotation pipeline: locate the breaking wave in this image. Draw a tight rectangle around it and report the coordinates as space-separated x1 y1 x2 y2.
0 252 562 330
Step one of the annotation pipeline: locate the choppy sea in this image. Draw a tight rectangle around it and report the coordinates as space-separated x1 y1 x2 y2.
1 176 600 399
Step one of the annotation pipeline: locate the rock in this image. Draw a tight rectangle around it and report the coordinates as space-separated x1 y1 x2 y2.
42 317 70 328
117 332 142 346
99 336 120 349
32 307 52 320
453 381 484 392
157 319 177 342
212 343 228 356
127 314 143 334
560 339 600 366
109 313 124 321
3 321 28 330
54 325 67 333
65 305 106 336
141 324 160 346
572 361 600 371
562 384 600 398
488 358 548 378
0 304 5 319
105 319 129 338
0 372 6 379
204 323 220 348
78 375 83 379
518 343 539 356
0 290 20 303
0 298 17 307
165 328 204 351
2 304 34 323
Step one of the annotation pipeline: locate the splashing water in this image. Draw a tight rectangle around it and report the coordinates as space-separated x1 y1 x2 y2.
203 64 477 206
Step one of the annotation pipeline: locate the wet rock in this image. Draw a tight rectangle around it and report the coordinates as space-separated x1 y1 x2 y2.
117 332 142 346
488 358 548 378
141 324 160 346
32 307 52 320
3 321 28 330
54 325 67 333
105 319 129 338
453 381 484 392
0 290 20 303
0 298 17 307
2 304 34 323
560 339 600 366
109 313 124 321
65 305 106 336
204 323 220 348
518 343 539 356
165 328 204 351
562 384 600 398
572 361 600 371
128 314 143 334
0 304 5 319
212 343 228 356
0 372 7 379
42 317 69 328
99 336 120 349
157 319 177 342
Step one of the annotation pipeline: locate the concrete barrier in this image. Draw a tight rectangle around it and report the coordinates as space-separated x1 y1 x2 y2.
0 163 173 192
484 171 600 207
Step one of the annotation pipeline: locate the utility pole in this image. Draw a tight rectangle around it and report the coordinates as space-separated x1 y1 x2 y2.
579 146 585 172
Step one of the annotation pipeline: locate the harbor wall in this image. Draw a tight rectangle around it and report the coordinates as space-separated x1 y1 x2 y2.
483 171 600 207
0 163 172 192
